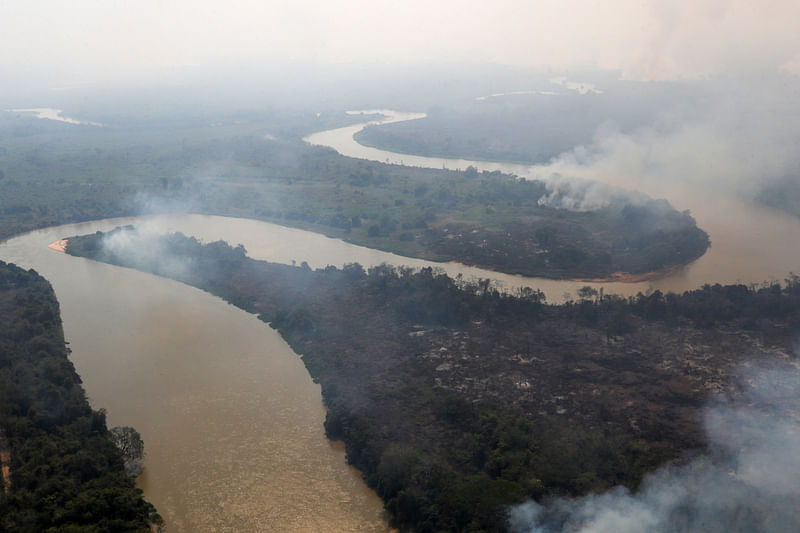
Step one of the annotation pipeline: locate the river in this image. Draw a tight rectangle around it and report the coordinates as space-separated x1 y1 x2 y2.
306 110 800 299
5 211 639 531
2 110 800 531
0 217 392 532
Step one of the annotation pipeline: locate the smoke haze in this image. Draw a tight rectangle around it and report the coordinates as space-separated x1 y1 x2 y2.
3 1 800 530
536 175 651 211
522 72 800 218
101 224 200 283
509 361 800 533
2 1 799 86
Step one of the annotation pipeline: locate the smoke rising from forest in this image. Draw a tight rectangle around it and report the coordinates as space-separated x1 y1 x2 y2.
509 361 800 533
530 73 800 214
536 175 651 211
99 223 231 285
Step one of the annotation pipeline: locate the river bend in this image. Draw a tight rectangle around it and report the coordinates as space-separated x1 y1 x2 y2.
2 109 800 530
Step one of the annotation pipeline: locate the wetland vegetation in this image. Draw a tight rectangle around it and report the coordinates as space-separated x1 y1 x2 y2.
67 228 800 532
0 108 707 279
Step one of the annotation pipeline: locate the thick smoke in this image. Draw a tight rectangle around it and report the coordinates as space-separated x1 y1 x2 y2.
102 223 201 282
509 361 800 533
537 174 650 211
532 73 800 208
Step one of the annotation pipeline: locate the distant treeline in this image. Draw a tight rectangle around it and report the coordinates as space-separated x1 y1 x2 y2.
67 229 799 533
353 89 670 166
0 261 159 532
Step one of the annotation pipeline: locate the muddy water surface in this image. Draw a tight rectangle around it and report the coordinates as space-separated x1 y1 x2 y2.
305 111 800 300
0 219 391 533
3 108 800 530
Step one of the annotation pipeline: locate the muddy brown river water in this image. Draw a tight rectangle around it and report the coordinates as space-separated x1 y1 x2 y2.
0 218 393 532
2 111 800 530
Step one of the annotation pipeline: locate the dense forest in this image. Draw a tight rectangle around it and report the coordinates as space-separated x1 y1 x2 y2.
0 110 708 279
0 260 160 532
67 229 800 532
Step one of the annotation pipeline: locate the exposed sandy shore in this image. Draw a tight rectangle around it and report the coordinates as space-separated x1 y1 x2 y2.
446 259 680 285
48 239 68 253
574 265 684 284
1 450 10 493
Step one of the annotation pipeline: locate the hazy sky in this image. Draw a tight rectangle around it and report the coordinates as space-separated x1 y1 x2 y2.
2 0 799 84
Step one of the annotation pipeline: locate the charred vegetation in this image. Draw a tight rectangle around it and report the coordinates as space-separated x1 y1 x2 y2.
67 229 798 532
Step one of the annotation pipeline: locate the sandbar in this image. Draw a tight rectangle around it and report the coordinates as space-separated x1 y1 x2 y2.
48 239 68 253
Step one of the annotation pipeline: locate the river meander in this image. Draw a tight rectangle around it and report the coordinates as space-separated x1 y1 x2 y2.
0 217 392 532
2 110 800 531
306 111 800 298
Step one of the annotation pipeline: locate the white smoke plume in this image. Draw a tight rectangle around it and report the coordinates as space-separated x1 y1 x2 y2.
101 223 200 282
533 73 800 207
509 361 800 533
537 174 651 211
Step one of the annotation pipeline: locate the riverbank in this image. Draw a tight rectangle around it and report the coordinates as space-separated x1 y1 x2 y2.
0 105 710 282
354 127 545 167
66 228 800 532
0 451 9 494
0 430 10 494
574 265 685 284
0 260 159 530
1 220 393 532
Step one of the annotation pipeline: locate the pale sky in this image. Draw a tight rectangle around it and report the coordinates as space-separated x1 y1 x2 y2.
1 0 799 83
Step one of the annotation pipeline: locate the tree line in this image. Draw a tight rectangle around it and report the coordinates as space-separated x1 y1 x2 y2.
0 260 160 532
67 230 800 532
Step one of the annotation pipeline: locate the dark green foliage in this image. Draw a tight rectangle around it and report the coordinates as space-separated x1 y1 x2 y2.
0 109 707 279
625 277 800 330
109 427 145 476
69 230 800 533
0 261 159 532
